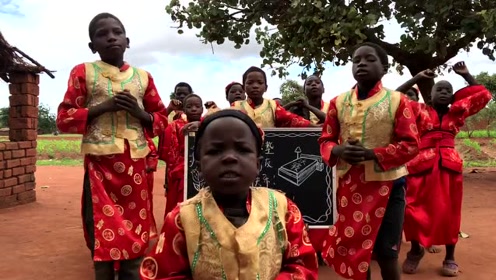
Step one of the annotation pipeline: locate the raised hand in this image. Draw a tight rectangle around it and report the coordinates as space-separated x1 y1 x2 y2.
452 61 469 76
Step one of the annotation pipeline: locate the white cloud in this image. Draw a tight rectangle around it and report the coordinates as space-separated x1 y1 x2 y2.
0 0 494 115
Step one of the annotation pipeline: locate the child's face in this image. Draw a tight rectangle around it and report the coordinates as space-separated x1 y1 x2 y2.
244 72 266 101
351 46 385 84
227 84 246 103
198 117 260 195
89 18 128 63
184 97 203 122
175 86 191 103
305 76 324 98
431 80 453 106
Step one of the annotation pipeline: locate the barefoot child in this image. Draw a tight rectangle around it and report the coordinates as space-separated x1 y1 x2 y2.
204 81 246 115
56 13 168 280
140 109 319 279
232 66 317 128
318 42 419 280
402 62 492 276
286 75 328 124
159 94 203 219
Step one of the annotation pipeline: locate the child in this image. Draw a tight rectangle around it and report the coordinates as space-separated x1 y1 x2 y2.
231 66 317 128
402 62 492 276
55 13 168 280
139 109 318 279
159 94 203 219
204 81 246 115
285 75 328 124
167 82 192 122
318 42 419 280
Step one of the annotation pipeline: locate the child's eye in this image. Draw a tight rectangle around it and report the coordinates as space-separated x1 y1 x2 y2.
205 149 220 155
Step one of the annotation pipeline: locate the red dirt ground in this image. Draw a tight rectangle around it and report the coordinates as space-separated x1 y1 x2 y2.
1 166 496 280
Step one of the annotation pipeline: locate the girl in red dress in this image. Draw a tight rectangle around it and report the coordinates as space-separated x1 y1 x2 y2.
56 13 168 280
402 62 492 276
159 94 203 218
140 109 318 279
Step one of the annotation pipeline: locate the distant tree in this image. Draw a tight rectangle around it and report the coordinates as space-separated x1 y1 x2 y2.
280 80 304 105
170 92 175 100
37 104 57 134
473 72 496 101
0 107 8 128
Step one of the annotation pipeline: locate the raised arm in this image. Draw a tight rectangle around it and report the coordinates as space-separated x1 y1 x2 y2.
373 95 419 170
318 98 341 167
140 208 192 280
396 69 435 93
276 199 318 280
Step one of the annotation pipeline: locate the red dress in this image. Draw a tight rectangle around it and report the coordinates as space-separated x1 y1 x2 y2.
145 137 159 240
319 84 419 279
139 194 319 279
159 119 187 219
404 85 491 247
56 63 168 262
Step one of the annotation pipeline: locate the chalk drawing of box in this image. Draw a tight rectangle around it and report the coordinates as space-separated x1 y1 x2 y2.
277 147 324 186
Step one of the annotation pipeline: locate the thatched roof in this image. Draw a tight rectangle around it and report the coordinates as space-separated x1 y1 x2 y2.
0 31 55 82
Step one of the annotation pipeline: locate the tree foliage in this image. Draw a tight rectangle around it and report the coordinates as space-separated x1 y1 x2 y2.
0 104 56 134
473 72 496 101
166 0 496 101
169 92 175 100
280 79 304 105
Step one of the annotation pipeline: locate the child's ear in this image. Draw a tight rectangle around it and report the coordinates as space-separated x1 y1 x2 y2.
88 42 96 54
257 156 262 171
126 37 130 49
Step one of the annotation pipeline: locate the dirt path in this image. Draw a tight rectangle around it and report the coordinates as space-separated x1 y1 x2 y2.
1 167 495 279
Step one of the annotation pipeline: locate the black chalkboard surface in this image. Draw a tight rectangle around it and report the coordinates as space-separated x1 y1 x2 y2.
183 128 336 228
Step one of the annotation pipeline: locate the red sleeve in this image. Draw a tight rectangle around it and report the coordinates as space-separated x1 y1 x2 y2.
140 207 192 280
274 103 312 127
159 122 176 164
373 95 419 171
318 98 340 167
276 199 318 280
450 84 492 118
56 64 90 134
143 73 169 137
146 136 159 171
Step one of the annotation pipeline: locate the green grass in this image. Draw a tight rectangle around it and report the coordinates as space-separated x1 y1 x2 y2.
457 130 496 138
37 159 83 166
464 160 496 167
462 139 482 152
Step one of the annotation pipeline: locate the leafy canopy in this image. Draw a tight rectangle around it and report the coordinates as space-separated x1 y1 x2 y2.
279 79 304 105
473 72 496 101
166 0 496 100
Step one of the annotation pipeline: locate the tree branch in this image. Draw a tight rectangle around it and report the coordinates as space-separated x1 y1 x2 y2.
433 33 480 65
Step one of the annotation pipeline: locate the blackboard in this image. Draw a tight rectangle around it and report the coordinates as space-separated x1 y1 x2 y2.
183 128 336 228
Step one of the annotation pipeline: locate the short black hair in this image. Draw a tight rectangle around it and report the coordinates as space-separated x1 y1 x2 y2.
194 109 263 161
242 66 267 86
88 13 125 40
353 42 389 68
174 82 193 94
182 93 202 108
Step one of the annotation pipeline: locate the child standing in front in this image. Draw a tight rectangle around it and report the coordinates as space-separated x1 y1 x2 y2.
402 62 492 276
159 94 203 219
318 42 419 280
139 109 318 280
231 66 317 128
56 13 168 280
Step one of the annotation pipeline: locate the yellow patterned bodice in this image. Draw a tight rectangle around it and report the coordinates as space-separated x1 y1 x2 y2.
310 102 330 124
179 187 288 280
335 88 408 181
81 61 150 158
231 99 277 128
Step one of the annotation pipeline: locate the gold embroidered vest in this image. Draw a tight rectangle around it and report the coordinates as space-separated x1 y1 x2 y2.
232 99 277 128
310 102 330 124
335 88 408 181
81 61 150 158
168 111 187 122
205 106 221 116
180 187 288 280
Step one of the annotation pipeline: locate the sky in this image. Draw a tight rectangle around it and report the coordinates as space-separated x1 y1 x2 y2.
0 0 495 113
